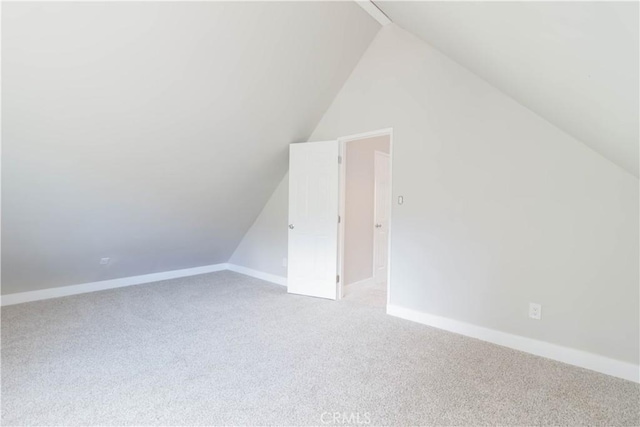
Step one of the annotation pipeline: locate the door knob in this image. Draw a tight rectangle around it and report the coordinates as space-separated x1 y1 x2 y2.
375 223 382 228
289 224 295 229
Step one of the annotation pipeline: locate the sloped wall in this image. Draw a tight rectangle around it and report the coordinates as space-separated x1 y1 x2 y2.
377 1 640 177
230 175 289 278
1 2 379 294
231 25 639 365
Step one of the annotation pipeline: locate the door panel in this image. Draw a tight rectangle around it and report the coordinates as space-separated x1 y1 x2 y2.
373 151 391 286
288 141 339 299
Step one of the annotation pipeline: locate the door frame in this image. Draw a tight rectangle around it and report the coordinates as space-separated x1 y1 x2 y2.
337 128 393 306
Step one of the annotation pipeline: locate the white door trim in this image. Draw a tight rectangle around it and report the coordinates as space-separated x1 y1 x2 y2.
337 128 393 306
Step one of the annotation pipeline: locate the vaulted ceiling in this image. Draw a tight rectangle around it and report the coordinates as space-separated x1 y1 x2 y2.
4 1 637 295
377 1 639 176
2 2 380 293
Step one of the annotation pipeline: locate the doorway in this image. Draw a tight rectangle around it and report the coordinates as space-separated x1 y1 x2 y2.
286 129 393 304
337 129 392 306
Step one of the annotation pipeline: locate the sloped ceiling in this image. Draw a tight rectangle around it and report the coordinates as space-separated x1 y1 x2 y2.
377 1 639 176
1 2 380 293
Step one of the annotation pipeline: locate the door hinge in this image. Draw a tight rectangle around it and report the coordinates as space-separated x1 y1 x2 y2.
338 155 342 164
336 274 340 283
338 215 341 223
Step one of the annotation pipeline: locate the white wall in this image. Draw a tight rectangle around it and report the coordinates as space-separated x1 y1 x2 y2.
1 2 379 294
230 176 289 278
231 24 639 366
378 1 640 177
344 136 390 284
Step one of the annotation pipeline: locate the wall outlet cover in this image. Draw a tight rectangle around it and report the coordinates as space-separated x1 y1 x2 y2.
529 302 542 320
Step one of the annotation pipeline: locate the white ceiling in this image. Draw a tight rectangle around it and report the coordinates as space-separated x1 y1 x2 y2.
2 2 380 293
377 1 639 176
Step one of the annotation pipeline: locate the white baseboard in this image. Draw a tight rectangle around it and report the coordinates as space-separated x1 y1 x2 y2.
387 304 639 383
1 263 286 307
226 264 287 287
8 267 633 383
1 263 229 307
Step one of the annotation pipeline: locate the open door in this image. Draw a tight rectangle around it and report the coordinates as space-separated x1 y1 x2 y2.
287 141 339 300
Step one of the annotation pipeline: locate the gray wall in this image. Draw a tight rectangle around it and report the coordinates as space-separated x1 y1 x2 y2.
230 25 639 365
1 2 380 294
229 176 289 278
377 1 640 177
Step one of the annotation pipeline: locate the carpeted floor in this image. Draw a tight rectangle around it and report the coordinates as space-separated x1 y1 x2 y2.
343 279 387 308
2 271 639 426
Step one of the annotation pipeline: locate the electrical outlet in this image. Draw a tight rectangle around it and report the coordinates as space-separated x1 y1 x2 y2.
100 257 110 265
529 303 542 320
282 258 288 268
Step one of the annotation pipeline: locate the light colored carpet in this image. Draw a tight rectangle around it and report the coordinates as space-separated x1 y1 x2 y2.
2 271 638 426
343 279 387 308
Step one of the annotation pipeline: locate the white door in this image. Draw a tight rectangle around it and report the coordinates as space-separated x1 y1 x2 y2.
288 141 339 299
373 151 391 286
